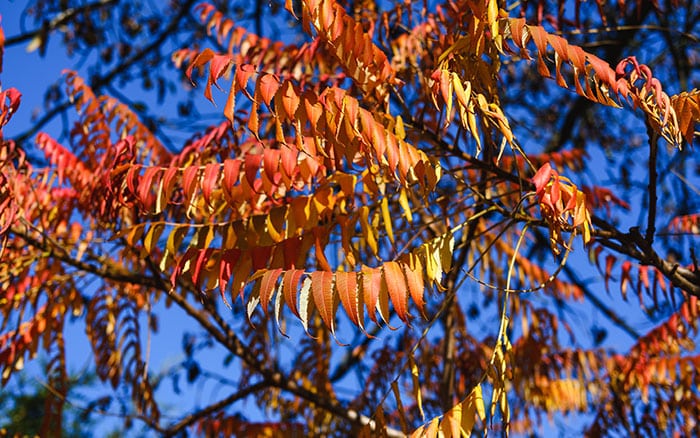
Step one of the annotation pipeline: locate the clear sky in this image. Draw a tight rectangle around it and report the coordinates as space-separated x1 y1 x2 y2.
0 1 696 436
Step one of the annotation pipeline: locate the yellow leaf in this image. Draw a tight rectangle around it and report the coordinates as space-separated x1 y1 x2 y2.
380 196 394 244
409 353 425 421
266 207 286 242
439 230 455 274
398 188 413 223
440 401 461 438
359 205 378 255
192 224 215 249
422 241 441 287
391 381 410 433
144 223 165 253
474 384 486 422
487 0 499 35
125 224 145 247
451 73 471 109
462 397 476 438
395 115 406 140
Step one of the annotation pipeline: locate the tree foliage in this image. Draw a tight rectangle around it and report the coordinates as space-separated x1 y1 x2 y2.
1 0 699 435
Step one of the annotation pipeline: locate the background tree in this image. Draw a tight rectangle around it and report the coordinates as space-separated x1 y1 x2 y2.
1 0 699 436
0 369 107 438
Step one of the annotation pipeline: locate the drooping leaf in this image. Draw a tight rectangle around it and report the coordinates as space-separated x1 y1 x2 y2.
310 271 336 332
335 271 361 328
383 262 409 322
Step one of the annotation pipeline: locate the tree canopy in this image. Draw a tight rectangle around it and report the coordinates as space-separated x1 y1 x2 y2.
1 0 699 435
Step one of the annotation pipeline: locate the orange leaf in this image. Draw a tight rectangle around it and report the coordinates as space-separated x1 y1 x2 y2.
311 271 336 331
362 266 381 324
185 48 214 84
282 269 304 318
279 80 300 120
383 262 409 322
262 149 280 183
403 257 426 318
336 271 361 327
258 74 280 107
259 269 284 316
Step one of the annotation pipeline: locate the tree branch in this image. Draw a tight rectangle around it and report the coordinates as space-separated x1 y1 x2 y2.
163 381 269 436
645 118 659 245
408 106 700 298
562 264 641 339
12 0 197 150
15 224 405 435
5 0 118 48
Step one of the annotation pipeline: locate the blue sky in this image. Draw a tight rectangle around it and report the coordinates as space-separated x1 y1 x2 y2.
1 0 698 436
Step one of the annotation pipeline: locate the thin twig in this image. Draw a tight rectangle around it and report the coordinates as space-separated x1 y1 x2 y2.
645 118 659 245
5 0 118 48
163 381 269 436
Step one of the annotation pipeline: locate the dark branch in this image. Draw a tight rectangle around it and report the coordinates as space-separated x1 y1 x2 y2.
4 0 118 48
163 382 269 436
12 0 198 150
645 118 658 245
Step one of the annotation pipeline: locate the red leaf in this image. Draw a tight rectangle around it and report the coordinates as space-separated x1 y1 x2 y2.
531 162 552 196
191 248 214 287
282 236 303 269
263 149 280 183
280 145 298 179
138 166 161 211
384 131 399 173
550 176 561 208
224 80 236 124
219 249 241 306
186 48 214 84
303 92 323 128
250 245 271 270
207 54 234 98
604 254 616 293
222 159 241 198
620 261 632 300
244 154 262 192
0 88 21 127
182 165 201 203
313 227 332 272
161 166 179 207
201 162 220 207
